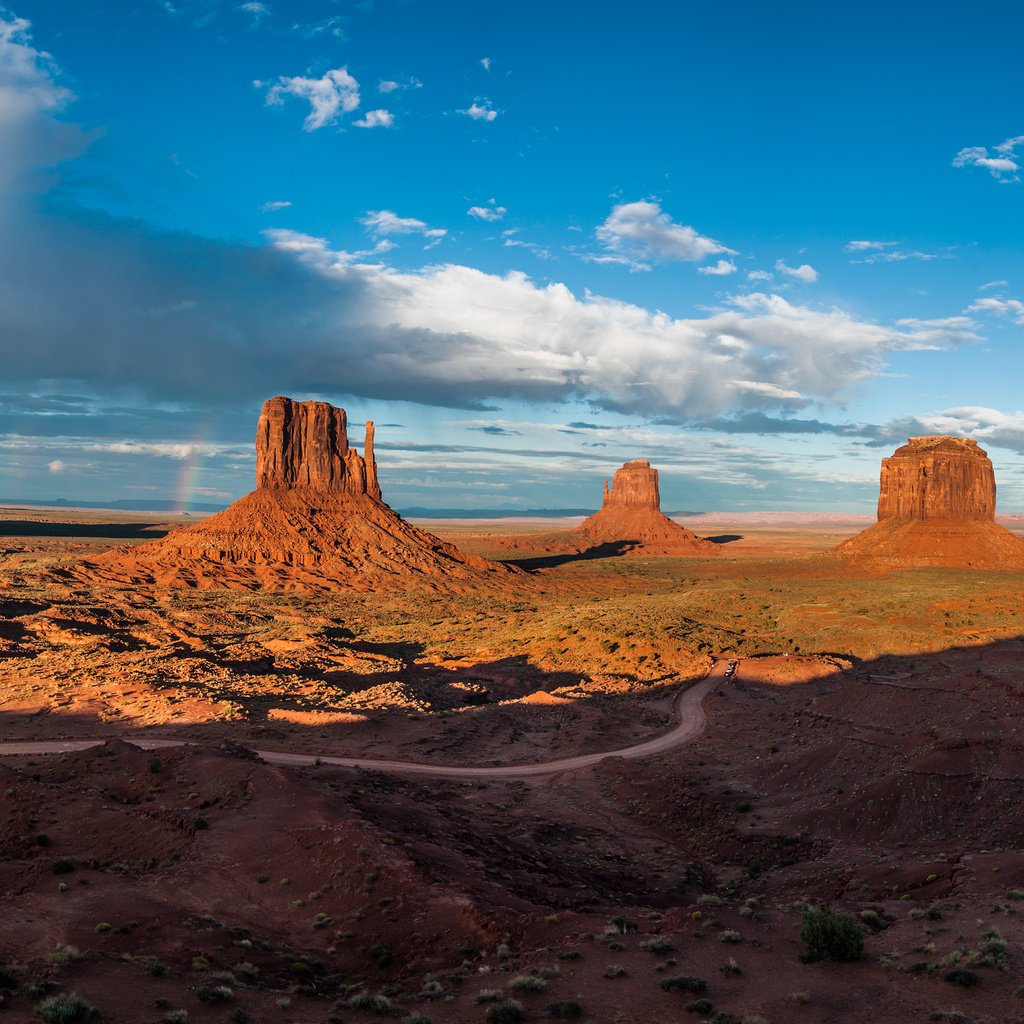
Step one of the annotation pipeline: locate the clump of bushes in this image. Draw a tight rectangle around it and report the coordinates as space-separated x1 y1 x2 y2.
640 937 677 954
485 1000 527 1024
546 1002 583 1019
660 975 707 993
508 975 546 993
799 906 864 962
37 993 100 1023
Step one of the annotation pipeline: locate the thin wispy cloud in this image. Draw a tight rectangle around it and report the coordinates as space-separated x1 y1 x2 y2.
259 199 291 212
969 296 1024 326
262 67 359 131
953 135 1024 182
237 2 269 23
377 77 421 94
361 210 446 245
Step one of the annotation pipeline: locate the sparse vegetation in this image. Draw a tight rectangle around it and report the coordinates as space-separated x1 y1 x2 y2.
799 906 864 962
484 1000 527 1024
660 975 708 993
37 993 100 1023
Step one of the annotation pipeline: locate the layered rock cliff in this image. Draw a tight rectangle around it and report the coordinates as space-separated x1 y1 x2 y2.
255 396 380 499
877 436 995 522
834 436 1024 570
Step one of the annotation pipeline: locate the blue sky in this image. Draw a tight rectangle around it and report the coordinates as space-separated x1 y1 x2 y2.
2 0 1024 512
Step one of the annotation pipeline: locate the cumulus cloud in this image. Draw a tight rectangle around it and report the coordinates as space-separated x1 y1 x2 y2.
747 269 772 281
867 406 1024 455
953 136 1024 182
47 458 65 473
264 67 359 131
480 57 491 71
459 99 497 121
698 259 738 276
468 203 507 222
775 259 818 283
596 201 734 269
353 108 393 128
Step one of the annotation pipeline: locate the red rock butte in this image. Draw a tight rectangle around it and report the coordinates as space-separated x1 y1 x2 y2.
834 436 1024 569
72 396 520 592
577 460 718 556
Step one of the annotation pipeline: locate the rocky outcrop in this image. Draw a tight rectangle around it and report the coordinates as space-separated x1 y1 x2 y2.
256 396 381 499
877 436 995 521
834 436 1024 570
601 460 661 510
580 460 718 556
74 397 519 593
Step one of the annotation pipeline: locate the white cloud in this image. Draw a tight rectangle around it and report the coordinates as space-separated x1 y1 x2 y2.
353 108 393 128
361 209 446 242
846 240 897 252
468 204 507 222
264 67 359 131
595 200 734 268
377 77 421 94
259 199 291 212
968 296 1024 326
775 259 818 283
747 269 772 281
698 259 738 276
480 57 491 71
238 2 269 21
0 14 84 190
266 230 981 418
980 279 1008 291
459 99 497 121
874 406 1024 456
47 458 65 473
953 137 1023 182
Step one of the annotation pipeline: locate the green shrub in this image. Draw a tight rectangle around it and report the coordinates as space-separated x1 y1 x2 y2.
799 906 864 962
509 975 546 992
50 858 75 875
476 989 504 1004
348 993 391 1012
640 937 677 954
660 975 707 993
686 999 714 1014
485 1001 527 1024
37 993 100 1023
944 967 980 987
162 1012 188 1024
546 1001 583 1019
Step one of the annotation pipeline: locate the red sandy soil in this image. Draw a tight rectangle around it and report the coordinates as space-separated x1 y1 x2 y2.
3 510 1024 1021
63 490 521 593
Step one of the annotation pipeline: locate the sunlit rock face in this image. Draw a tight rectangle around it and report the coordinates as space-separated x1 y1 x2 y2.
877 436 995 522
600 459 661 511
256 395 380 499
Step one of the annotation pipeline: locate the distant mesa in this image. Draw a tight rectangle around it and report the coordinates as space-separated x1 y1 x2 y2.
576 460 719 556
834 436 1024 569
70 396 520 592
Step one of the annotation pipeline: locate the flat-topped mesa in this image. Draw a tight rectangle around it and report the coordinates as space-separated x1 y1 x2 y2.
256 396 381 500
877 436 995 522
602 459 661 510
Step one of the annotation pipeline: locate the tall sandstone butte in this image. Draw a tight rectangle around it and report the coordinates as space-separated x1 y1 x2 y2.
579 460 718 555
877 436 995 522
74 397 518 592
255 396 380 498
834 435 1024 569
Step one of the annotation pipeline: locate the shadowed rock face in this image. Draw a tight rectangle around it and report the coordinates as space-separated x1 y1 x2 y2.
877 436 995 522
256 396 381 500
601 459 661 510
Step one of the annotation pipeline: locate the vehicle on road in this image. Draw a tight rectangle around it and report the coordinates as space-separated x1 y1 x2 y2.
724 660 738 678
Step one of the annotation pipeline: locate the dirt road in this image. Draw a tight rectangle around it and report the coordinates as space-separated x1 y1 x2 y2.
0 666 723 779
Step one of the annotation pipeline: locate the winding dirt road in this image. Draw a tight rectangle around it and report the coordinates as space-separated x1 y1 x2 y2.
0 666 723 780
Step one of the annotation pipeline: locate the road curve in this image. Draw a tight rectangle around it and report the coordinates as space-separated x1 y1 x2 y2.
0 667 723 780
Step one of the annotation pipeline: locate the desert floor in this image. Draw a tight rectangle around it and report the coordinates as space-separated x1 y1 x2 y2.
2 506 1024 1023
